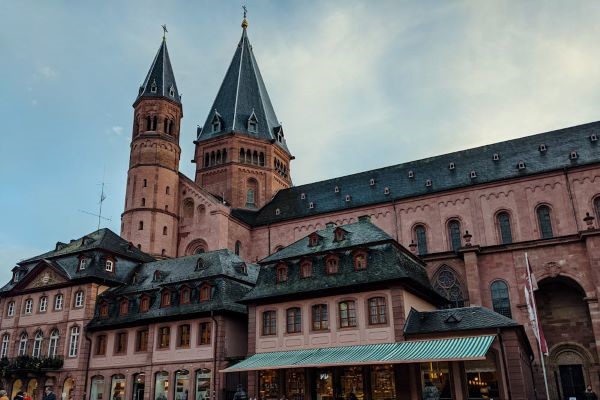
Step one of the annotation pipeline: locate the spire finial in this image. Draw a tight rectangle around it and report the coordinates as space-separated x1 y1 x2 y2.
161 24 168 40
241 5 249 29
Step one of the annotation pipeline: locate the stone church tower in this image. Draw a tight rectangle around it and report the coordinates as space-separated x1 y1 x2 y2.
121 36 182 258
193 17 293 209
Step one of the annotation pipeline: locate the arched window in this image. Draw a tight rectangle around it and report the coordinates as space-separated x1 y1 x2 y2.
152 116 158 131
161 291 171 307
239 148 245 163
141 198 146 206
140 295 150 313
180 287 191 304
200 284 211 302
183 198 195 219
54 294 63 310
222 148 228 163
536 205 554 239
166 186 170 195
252 151 259 165
0 334 9 358
48 329 59 357
353 251 368 270
138 221 144 230
259 152 265 166
594 196 600 223
162 226 167 235
74 290 84 308
276 264 288 283
325 256 339 274
216 150 221 164
246 179 258 208
432 266 466 308
234 241 242 256
18 332 28 356
496 211 513 244
99 302 109 317
490 280 512 318
32 331 43 357
146 116 151 131
210 151 216 166
119 299 128 316
414 225 428 255
447 219 462 251
204 153 210 167
246 149 251 163
68 326 80 357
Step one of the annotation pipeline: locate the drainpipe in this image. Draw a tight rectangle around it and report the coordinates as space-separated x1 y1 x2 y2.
497 329 512 400
210 311 219 400
83 330 92 400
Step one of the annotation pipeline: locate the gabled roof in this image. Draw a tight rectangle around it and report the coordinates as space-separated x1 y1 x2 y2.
403 306 519 335
197 24 290 153
135 37 181 104
19 228 154 265
231 121 600 227
243 219 442 303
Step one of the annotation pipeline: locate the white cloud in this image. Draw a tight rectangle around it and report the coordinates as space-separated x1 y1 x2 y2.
111 126 124 135
36 65 57 80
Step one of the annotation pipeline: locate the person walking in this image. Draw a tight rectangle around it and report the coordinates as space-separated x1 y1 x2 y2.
0 390 8 400
13 392 24 400
585 385 598 400
42 387 56 400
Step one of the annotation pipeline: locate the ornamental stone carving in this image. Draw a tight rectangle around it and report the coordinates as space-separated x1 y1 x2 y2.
544 262 562 278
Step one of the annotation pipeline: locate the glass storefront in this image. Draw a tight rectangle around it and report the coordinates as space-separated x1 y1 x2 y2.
174 370 190 400
90 376 105 400
155 372 169 400
259 370 280 400
465 354 499 400
110 375 126 400
370 365 395 400
195 369 211 400
285 370 305 400
316 369 333 400
341 367 364 400
420 362 452 400
132 374 145 400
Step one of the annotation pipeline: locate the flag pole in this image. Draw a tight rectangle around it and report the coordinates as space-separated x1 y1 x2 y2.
525 252 551 399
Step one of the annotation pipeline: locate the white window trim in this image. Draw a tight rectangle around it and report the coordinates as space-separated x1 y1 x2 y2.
0 335 9 358
79 258 87 270
39 296 48 312
48 331 59 357
32 333 43 357
54 294 63 310
68 326 80 357
24 299 33 314
105 259 114 272
7 301 15 317
74 291 84 308
18 334 28 356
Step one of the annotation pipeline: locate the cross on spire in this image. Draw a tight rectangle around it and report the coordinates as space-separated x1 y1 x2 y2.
241 5 249 29
243 5 247 18
161 24 168 40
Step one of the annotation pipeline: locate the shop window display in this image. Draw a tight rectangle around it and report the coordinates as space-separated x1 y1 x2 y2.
341 366 364 400
133 374 145 400
90 376 104 400
155 372 170 400
370 365 396 400
420 362 452 399
259 370 281 400
464 353 499 400
175 370 190 400
195 369 211 400
316 369 334 400
285 370 305 400
110 375 126 400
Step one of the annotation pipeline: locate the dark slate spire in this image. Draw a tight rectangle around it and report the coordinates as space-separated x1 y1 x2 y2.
136 36 181 104
198 18 290 153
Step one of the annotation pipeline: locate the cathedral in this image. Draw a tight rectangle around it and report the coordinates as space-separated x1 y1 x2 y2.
2 14 600 400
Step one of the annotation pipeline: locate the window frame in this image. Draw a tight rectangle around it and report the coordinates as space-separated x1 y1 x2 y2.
276 264 288 283
114 331 128 355
0 334 9 358
95 334 107 356
74 290 85 308
160 290 171 308
24 298 33 315
286 307 302 334
367 297 388 325
68 325 80 357
7 301 15 317
311 304 329 331
300 260 312 279
32 331 43 358
325 255 339 275
54 294 63 310
157 326 170 350
177 324 191 348
39 296 48 313
496 211 513 245
135 329 149 352
447 219 462 251
536 204 554 239
119 299 128 316
199 284 211 302
413 224 428 256
48 329 59 357
262 310 277 336
353 251 368 271
490 280 512 318
18 332 28 356
338 300 357 329
140 295 150 313
105 258 115 272
199 322 211 345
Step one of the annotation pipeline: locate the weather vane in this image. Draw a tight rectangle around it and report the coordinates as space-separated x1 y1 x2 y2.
161 24 168 39
242 5 247 19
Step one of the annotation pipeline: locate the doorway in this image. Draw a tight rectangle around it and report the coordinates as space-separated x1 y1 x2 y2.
132 374 145 400
559 364 585 400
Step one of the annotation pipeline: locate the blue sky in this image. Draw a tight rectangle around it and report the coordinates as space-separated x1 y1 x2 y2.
2 1 600 283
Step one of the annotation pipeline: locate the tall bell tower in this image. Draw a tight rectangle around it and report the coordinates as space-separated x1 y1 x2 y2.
193 15 293 209
121 32 182 258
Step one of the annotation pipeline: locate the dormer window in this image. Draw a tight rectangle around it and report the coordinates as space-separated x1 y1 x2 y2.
119 299 129 316
180 287 191 304
210 111 222 133
345 195 351 202
353 251 368 270
275 208 281 216
539 144 547 152
308 233 321 247
591 133 598 142
570 150 579 160
384 187 390 195
160 291 171 308
99 302 109 318
425 179 432 187
200 283 212 302
408 170 414 178
493 153 500 161
78 258 88 271
449 162 455 170
334 227 347 242
195 259 206 271
300 261 312 278
169 85 175 97
517 160 526 170
105 258 114 272
470 170 477 179
334 186 340 193
139 295 150 313
309 202 315 209
276 264 288 283
325 256 339 274
300 193 306 200
150 80 157 93
12 269 20 283
247 111 258 133
153 270 163 281
369 178 375 186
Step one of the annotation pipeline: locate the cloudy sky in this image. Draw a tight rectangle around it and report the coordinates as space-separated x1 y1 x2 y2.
2 1 600 283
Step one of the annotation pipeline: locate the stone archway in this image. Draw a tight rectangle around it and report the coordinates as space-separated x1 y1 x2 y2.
535 276 598 399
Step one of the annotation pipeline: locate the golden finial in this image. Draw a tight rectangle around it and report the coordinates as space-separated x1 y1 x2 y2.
241 5 249 29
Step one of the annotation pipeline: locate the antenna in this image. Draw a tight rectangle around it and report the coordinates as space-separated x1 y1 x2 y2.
79 178 112 230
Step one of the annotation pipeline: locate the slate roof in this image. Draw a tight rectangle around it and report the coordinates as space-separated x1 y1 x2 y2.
88 250 259 329
135 37 181 104
403 306 519 335
197 26 290 154
231 121 600 227
0 229 152 293
243 219 443 303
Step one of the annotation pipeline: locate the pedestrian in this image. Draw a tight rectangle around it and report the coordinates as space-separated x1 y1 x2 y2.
14 392 24 400
0 390 8 400
23 392 31 400
585 385 598 400
232 385 247 400
42 387 56 400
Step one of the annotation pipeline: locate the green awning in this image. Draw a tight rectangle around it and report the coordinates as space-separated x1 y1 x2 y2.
222 335 495 372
